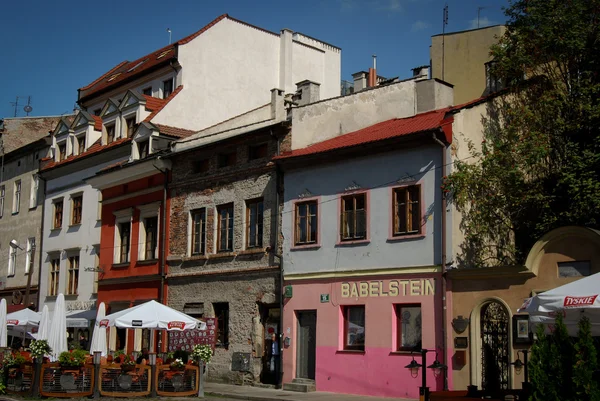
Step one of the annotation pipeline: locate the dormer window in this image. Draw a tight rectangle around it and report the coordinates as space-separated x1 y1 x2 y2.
142 87 152 96
106 125 115 144
76 136 86 155
125 117 136 138
107 72 121 82
58 144 67 161
163 79 173 99
139 140 150 159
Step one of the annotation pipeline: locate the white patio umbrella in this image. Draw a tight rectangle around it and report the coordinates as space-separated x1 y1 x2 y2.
101 300 206 352
89 302 107 356
37 305 51 341
519 272 600 336
47 294 68 361
6 307 40 328
6 307 39 344
0 299 7 347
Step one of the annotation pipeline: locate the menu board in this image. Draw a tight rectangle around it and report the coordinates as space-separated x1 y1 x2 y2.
168 318 217 352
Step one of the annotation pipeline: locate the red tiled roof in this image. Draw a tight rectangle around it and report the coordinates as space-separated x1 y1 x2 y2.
41 137 131 171
78 15 228 101
274 108 452 160
155 124 195 138
142 95 167 112
92 115 102 131
143 86 183 122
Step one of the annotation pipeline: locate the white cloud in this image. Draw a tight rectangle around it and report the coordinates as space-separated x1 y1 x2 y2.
469 16 496 29
411 20 431 32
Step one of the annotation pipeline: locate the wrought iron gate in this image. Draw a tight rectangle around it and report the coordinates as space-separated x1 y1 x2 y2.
481 301 509 392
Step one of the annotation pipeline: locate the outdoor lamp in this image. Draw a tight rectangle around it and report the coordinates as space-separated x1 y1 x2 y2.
93 351 102 365
405 355 422 378
512 353 524 375
148 352 157 366
427 353 447 378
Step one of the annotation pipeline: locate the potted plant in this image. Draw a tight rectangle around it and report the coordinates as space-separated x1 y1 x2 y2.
29 340 52 362
58 349 88 371
169 358 185 371
191 344 212 365
2 352 25 369
120 354 136 372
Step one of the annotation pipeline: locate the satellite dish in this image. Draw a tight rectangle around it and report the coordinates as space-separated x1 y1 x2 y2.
23 105 33 113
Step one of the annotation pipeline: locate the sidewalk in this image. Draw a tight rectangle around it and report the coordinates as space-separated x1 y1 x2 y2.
204 382 417 401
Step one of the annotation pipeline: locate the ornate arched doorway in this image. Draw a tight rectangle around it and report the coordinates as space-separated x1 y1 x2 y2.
480 301 510 392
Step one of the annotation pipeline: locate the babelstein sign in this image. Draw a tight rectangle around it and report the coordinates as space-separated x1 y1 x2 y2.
341 279 435 298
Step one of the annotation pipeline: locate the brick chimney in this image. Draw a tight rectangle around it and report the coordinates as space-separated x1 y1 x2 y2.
368 55 377 87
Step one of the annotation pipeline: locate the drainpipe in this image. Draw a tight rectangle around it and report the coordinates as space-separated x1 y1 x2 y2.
271 128 284 389
432 132 448 391
160 169 168 305
36 173 47 311
152 160 168 305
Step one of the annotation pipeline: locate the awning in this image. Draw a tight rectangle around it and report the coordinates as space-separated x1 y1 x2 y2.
66 309 96 328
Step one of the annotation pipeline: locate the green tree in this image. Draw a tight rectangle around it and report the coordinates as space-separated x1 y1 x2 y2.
528 315 574 401
573 316 600 401
448 0 600 267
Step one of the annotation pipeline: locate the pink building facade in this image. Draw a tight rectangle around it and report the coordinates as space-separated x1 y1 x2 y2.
282 274 445 398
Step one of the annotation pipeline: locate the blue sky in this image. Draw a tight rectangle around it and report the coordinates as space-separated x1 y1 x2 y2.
0 0 508 118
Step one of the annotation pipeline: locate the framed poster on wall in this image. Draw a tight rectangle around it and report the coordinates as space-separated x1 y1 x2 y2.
512 314 532 345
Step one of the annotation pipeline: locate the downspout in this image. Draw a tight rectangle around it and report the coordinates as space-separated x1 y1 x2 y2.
432 132 448 391
36 173 46 311
271 127 284 389
152 160 168 305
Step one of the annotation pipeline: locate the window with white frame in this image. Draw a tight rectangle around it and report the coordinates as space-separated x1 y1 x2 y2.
0 185 5 218
113 209 132 264
138 140 150 159
48 256 60 296
66 254 79 295
53 199 64 229
13 180 21 214
163 79 173 99
29 175 39 209
106 124 116 144
125 116 136 138
76 135 86 155
97 191 102 221
137 203 160 261
71 194 83 225
92 245 100 295
8 246 16 277
24 237 34 274
58 143 67 161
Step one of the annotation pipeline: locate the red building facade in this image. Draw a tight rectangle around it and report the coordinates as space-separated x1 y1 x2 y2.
89 160 171 353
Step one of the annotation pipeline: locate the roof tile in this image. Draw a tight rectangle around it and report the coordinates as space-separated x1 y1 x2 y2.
143 86 183 122
155 124 196 139
274 108 451 160
41 137 131 171
78 15 228 100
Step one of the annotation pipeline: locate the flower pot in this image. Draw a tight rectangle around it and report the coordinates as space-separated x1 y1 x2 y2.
121 364 136 372
170 366 185 372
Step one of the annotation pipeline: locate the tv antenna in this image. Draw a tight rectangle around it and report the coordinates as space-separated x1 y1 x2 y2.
442 3 449 81
477 6 488 28
9 96 33 117
167 28 172 45
23 96 33 116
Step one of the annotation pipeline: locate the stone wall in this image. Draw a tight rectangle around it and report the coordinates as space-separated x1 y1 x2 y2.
168 271 279 383
167 128 282 384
